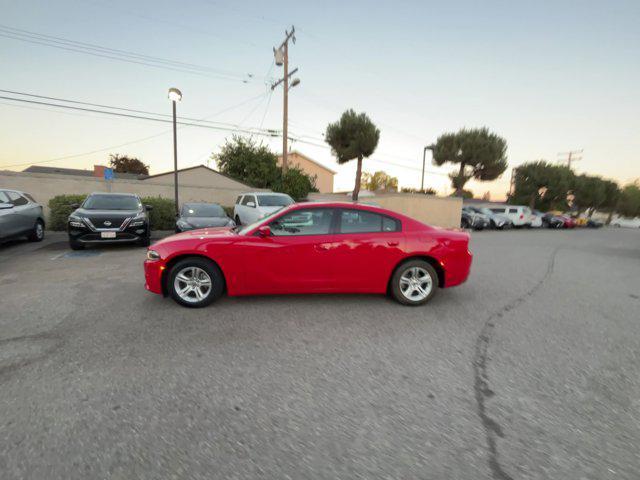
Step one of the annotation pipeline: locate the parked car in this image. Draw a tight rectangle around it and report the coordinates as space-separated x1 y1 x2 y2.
175 203 235 233
530 210 544 228
144 202 473 308
542 213 565 229
586 218 604 228
462 206 489 230
489 205 532 227
67 192 152 250
0 189 45 242
461 209 479 230
610 216 640 228
468 206 512 229
233 192 294 225
559 215 576 228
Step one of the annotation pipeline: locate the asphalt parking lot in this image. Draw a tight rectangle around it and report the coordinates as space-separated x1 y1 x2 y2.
1 228 639 479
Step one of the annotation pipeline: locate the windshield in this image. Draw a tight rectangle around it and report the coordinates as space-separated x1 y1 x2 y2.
237 207 287 235
82 194 140 210
256 194 293 207
182 204 224 217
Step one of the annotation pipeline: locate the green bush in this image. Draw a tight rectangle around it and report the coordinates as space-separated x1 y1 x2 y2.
141 196 175 230
48 194 87 231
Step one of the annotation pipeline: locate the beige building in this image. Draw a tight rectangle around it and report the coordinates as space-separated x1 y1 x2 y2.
277 151 336 193
1 165 262 217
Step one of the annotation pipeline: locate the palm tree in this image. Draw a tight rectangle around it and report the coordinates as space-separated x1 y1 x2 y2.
325 109 380 201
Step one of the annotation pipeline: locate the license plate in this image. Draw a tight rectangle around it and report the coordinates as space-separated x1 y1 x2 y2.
101 232 117 239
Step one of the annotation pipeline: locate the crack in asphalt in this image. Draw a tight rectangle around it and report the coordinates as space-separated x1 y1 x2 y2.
473 247 559 480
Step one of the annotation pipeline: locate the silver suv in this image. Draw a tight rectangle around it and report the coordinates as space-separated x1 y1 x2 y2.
0 189 45 242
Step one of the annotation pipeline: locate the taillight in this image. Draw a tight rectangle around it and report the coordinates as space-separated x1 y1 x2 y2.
520 214 524 219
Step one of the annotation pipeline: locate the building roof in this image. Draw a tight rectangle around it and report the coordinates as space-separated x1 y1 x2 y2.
141 164 248 183
23 165 146 179
279 150 338 174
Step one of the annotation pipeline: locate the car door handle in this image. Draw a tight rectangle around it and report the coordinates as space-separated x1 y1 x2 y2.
387 241 399 247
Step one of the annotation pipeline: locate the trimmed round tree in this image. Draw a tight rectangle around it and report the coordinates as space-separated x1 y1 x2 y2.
325 109 380 201
431 127 508 197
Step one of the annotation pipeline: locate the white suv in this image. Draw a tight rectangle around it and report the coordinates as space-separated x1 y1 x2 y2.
489 205 533 227
233 192 294 225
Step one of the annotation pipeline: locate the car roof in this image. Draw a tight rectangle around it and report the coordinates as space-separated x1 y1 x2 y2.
88 192 139 197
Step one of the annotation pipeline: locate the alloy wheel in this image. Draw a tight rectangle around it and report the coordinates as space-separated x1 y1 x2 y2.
399 266 433 302
173 266 212 303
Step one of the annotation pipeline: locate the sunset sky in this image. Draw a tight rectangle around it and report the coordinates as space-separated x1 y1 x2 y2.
1 0 638 199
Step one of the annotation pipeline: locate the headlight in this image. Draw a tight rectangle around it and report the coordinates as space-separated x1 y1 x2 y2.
176 220 190 230
130 214 147 227
146 250 161 260
69 215 85 228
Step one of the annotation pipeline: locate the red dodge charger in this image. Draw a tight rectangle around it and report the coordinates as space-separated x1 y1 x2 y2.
144 202 472 308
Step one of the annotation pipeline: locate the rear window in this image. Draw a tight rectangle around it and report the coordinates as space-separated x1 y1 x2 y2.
339 209 400 233
182 204 225 217
82 194 140 210
235 196 242 204
24 193 36 203
256 194 293 207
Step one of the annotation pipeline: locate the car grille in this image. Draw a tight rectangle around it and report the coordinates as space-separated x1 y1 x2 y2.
87 217 127 229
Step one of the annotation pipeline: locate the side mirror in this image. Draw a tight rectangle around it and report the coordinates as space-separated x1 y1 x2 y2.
246 201 256 208
257 225 271 237
145 205 153 211
70 203 80 209
0 202 14 210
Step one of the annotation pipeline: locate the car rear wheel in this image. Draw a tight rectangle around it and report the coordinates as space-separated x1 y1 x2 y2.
28 220 45 242
168 257 224 308
390 260 439 306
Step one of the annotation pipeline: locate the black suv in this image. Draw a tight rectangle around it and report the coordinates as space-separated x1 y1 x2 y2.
68 193 152 250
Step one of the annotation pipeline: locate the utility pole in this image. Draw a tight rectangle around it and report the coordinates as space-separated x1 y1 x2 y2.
272 26 296 173
558 149 583 169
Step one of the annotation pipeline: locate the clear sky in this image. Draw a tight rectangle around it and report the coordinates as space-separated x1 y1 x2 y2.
1 0 638 199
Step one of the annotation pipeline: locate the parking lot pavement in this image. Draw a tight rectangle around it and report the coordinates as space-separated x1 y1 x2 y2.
1 229 639 479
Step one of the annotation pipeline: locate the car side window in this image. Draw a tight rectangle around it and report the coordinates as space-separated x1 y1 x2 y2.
490 208 505 213
339 209 400 233
269 209 334 236
7 192 28 206
241 195 255 206
508 208 518 214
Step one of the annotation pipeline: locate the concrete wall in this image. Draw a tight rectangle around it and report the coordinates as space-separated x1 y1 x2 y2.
308 192 462 228
0 169 266 219
277 152 335 193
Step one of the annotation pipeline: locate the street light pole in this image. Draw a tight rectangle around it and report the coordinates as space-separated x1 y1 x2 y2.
421 145 433 191
168 87 182 215
273 26 296 173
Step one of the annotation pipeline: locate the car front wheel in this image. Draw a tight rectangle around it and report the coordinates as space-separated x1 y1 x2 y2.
168 257 225 308
390 260 439 306
28 220 45 242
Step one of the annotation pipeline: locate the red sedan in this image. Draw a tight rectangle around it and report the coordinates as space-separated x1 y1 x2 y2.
144 202 472 308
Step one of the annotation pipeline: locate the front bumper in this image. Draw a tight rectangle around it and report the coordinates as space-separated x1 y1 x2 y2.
68 224 149 244
144 259 165 295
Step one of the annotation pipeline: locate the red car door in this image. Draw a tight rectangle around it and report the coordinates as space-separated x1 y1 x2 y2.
238 207 339 295
330 208 405 293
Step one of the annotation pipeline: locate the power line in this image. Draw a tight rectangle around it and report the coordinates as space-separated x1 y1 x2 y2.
0 24 262 84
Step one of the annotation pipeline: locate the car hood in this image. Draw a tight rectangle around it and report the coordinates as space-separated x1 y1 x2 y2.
73 208 141 218
153 226 236 247
180 216 230 228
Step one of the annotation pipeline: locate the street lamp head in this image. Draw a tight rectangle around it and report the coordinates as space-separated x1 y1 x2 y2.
168 87 182 102
290 78 301 88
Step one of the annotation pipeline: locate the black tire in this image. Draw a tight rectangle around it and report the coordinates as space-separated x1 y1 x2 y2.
28 220 45 242
167 257 225 308
235 215 241 226
390 259 439 306
69 239 84 250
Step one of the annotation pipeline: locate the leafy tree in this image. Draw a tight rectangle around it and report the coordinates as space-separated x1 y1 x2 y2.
362 170 398 191
325 109 380 201
215 136 279 188
617 182 640 218
272 166 318 201
214 136 317 200
572 174 619 215
109 154 149 175
509 161 574 210
431 127 507 196
401 187 437 195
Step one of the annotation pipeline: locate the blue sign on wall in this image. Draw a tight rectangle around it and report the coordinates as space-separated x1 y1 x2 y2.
104 168 114 181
